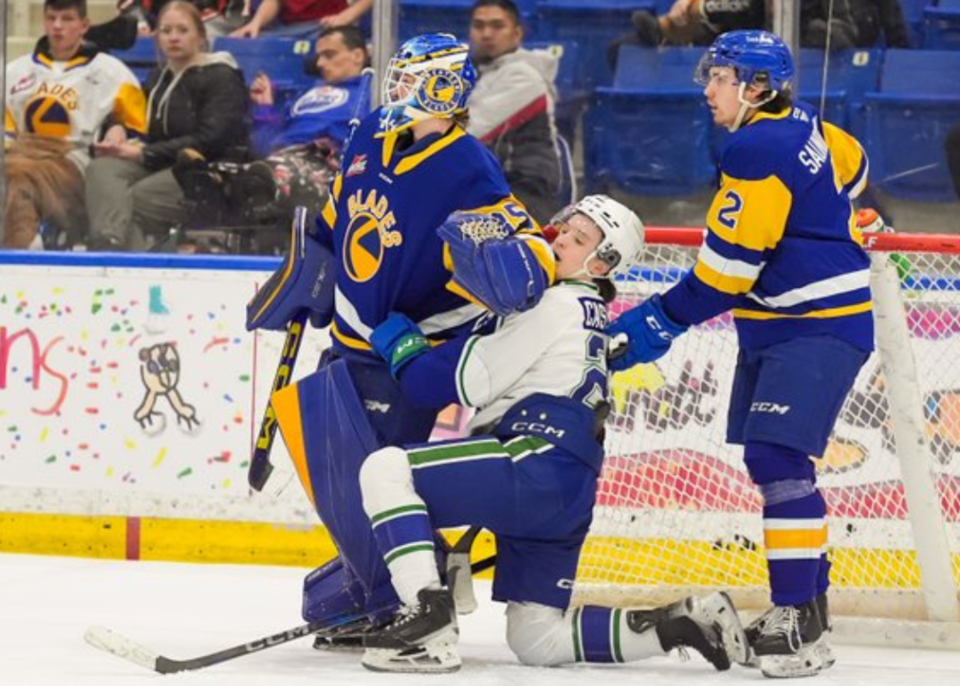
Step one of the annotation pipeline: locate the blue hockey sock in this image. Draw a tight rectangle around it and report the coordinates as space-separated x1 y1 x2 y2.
763 489 828 606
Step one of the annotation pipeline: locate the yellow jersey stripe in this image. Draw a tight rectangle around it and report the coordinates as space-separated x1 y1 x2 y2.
733 301 873 320
693 261 756 296
331 321 373 350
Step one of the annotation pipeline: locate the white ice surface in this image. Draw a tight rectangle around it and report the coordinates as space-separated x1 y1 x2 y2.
3 552 960 686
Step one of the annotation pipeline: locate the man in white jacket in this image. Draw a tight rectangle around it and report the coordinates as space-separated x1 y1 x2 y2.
466 0 562 224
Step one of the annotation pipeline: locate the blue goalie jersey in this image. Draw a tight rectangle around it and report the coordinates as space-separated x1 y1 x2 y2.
315 109 552 357
662 101 874 353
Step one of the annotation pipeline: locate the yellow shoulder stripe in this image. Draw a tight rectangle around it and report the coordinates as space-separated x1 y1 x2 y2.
823 121 866 191
394 127 466 175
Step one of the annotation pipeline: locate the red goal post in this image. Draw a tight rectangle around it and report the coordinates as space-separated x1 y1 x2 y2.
572 227 960 648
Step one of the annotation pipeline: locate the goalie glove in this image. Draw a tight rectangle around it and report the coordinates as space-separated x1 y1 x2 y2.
607 294 688 372
370 313 430 380
438 211 549 317
246 207 336 332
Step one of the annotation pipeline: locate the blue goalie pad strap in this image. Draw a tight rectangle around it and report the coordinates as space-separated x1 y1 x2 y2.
757 479 817 506
438 213 547 316
607 294 689 371
494 393 604 472
246 207 336 332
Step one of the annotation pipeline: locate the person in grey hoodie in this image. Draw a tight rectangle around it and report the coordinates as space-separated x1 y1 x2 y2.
85 0 249 250
466 0 562 224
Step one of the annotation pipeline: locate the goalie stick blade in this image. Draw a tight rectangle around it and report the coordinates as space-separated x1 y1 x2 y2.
84 626 160 672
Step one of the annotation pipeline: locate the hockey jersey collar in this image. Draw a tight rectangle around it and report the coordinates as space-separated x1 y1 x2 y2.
747 106 792 126
32 37 100 71
380 124 466 175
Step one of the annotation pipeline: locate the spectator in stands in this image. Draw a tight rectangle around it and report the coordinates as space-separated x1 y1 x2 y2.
847 0 911 48
609 0 870 70
84 0 249 250
946 122 960 202
175 24 369 248
466 0 562 224
3 0 146 250
228 0 372 40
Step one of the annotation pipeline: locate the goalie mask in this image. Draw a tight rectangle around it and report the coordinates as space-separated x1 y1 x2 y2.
553 195 645 278
378 33 477 135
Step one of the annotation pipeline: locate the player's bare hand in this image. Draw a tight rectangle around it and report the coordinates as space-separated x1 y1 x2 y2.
230 22 259 38
250 73 274 105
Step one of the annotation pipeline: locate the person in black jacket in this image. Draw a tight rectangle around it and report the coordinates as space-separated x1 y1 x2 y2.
84 0 249 250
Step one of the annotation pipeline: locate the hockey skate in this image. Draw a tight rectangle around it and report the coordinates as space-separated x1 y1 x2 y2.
627 591 748 670
361 588 460 673
743 593 836 672
749 599 830 678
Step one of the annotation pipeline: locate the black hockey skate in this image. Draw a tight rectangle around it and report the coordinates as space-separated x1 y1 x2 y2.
361 588 459 673
627 591 748 670
750 599 829 678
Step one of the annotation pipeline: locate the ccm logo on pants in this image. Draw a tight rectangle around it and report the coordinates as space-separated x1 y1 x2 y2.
750 402 791 415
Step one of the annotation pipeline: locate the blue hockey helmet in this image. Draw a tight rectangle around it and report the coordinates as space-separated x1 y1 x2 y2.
694 29 795 93
379 33 477 135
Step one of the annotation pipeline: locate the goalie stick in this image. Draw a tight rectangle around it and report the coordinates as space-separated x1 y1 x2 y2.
85 528 494 674
248 67 376 491
85 610 372 674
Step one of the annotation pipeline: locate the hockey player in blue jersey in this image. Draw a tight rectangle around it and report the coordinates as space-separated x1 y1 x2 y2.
606 30 873 678
348 195 748 673
247 32 555 644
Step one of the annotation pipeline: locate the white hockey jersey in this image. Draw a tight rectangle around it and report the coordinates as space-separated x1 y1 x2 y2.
456 280 609 430
5 43 146 166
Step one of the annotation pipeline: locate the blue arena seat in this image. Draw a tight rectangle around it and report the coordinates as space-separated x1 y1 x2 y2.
899 0 929 47
863 49 960 201
584 46 714 196
536 0 656 90
797 48 882 134
212 36 315 92
924 0 960 49
110 36 158 86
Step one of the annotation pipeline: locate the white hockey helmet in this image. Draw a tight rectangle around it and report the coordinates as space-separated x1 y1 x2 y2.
560 195 645 277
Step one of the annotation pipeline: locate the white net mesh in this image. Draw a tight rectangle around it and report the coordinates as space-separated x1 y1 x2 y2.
573 233 960 620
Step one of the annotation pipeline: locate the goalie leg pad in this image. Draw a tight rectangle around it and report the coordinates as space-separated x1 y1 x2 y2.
246 206 336 331
272 358 397 611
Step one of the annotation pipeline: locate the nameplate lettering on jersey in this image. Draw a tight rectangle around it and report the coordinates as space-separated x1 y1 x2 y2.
579 298 608 333
798 122 829 176
343 189 402 282
509 421 566 439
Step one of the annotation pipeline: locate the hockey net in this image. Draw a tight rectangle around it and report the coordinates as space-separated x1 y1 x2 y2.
572 228 960 626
